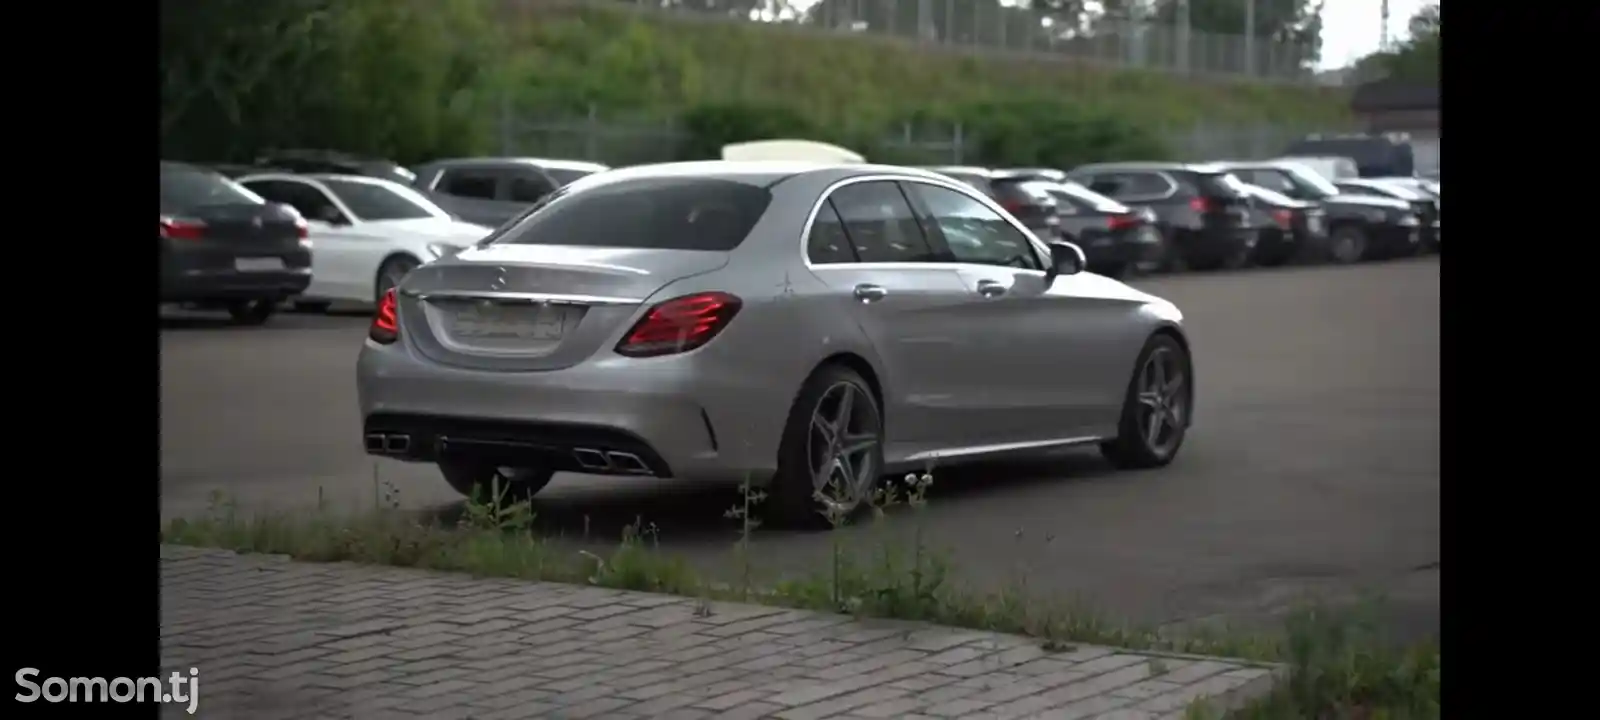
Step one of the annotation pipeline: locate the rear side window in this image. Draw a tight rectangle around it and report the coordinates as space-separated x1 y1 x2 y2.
492 178 772 252
1081 172 1171 200
508 173 554 203
160 165 264 213
544 167 599 187
826 181 937 263
806 202 859 265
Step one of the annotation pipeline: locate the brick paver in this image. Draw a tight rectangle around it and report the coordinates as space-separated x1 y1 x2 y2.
160 545 1283 719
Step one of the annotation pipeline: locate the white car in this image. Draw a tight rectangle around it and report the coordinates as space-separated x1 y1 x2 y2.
238 173 495 310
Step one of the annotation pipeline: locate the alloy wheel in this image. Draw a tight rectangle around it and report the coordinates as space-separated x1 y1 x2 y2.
807 381 881 515
1134 347 1187 456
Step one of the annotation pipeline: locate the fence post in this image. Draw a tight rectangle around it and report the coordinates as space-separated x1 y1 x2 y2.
584 104 599 162
952 122 964 164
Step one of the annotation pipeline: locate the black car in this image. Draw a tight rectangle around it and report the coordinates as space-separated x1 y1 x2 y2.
920 167 1063 239
999 171 1162 278
1217 161 1425 263
160 162 312 325
1331 178 1439 253
1063 162 1258 271
410 157 610 228
1233 182 1327 267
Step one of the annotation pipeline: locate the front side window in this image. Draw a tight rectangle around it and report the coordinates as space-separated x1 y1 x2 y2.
905 182 1042 270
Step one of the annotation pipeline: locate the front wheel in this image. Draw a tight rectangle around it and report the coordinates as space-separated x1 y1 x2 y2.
1327 225 1368 265
767 364 885 529
226 299 276 326
1101 333 1192 469
439 462 555 503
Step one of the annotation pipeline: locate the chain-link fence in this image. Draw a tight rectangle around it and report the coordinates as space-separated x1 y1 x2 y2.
587 0 1318 83
497 109 1331 166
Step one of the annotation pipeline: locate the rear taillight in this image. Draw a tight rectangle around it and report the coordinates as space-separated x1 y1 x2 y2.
294 217 309 239
1271 210 1293 229
160 216 206 240
369 288 399 345
615 292 742 358
1107 213 1140 230
1188 197 1214 213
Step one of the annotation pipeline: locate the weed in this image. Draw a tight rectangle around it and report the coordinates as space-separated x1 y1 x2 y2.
163 467 1438 720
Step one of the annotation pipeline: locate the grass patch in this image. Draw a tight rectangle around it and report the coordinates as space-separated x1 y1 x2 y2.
163 470 1437 719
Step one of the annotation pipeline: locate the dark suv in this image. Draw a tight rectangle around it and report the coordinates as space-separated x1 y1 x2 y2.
919 167 1064 240
1218 161 1424 263
1063 162 1258 271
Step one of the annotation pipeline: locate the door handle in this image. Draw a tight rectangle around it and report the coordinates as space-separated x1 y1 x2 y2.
853 284 888 303
976 279 1008 298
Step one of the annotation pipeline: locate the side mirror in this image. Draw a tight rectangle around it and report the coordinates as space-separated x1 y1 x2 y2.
1045 240 1086 282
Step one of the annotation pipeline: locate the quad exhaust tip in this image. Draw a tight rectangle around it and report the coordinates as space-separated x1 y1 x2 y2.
605 451 651 475
572 448 610 472
364 433 411 455
571 448 654 476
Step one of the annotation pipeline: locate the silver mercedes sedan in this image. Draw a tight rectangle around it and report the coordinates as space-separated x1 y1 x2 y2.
357 161 1193 525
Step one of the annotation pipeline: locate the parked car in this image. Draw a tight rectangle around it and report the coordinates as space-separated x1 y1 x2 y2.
160 162 312 325
254 148 418 186
920 167 1065 239
999 171 1162 278
1272 155 1359 182
357 162 1195 526
1215 160 1425 263
1331 178 1439 253
1283 133 1416 177
411 157 610 228
237 173 494 311
1232 182 1327 267
1063 162 1258 271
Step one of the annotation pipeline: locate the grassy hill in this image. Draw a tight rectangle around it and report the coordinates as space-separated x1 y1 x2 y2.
500 2 1354 133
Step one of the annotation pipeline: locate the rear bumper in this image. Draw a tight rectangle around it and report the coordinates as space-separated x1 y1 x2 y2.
1080 228 1159 271
160 268 311 302
355 341 789 484
1176 227 1256 263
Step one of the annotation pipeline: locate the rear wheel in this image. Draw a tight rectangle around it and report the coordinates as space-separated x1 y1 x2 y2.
375 255 421 304
768 364 884 529
439 462 555 503
1101 334 1192 469
226 299 276 326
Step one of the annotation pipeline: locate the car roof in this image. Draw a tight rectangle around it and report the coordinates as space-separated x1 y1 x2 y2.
236 172 404 188
565 161 955 190
424 157 611 172
1068 161 1227 174
994 168 1066 181
918 166 995 179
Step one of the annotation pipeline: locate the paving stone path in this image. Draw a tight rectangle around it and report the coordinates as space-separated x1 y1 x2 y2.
160 545 1283 719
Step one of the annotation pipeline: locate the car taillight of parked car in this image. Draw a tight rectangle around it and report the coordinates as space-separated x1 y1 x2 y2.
1189 197 1215 213
1107 213 1141 230
615 292 742 358
1271 210 1294 229
370 288 400 345
160 216 207 240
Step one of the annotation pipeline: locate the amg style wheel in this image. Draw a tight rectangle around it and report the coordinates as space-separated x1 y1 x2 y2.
1101 333 1192 469
769 364 884 528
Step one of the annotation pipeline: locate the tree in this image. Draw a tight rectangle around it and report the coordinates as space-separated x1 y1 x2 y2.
1349 4 1437 82
803 0 1039 46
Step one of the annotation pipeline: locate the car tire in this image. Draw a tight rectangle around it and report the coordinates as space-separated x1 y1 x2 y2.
375 255 421 304
292 300 332 314
439 462 555 503
1100 333 1192 470
1149 228 1184 273
226 299 276 326
1327 225 1368 264
767 363 885 530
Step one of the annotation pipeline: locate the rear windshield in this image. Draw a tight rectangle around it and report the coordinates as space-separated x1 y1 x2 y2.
490 178 772 251
1191 172 1248 199
1052 182 1127 212
160 164 264 213
322 178 445 221
991 179 1059 206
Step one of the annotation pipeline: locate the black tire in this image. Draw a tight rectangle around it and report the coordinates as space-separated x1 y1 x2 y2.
292 300 332 314
1149 227 1183 274
375 255 421 304
1100 333 1193 470
226 299 276 326
1326 225 1368 265
439 461 555 503
767 364 885 529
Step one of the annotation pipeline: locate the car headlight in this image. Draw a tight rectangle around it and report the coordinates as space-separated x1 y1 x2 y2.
426 242 463 260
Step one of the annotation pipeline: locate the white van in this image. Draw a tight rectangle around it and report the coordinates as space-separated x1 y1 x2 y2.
720 139 865 164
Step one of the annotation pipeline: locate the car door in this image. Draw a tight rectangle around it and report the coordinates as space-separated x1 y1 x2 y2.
901 179 1112 441
803 180 988 455
432 166 514 227
242 178 368 300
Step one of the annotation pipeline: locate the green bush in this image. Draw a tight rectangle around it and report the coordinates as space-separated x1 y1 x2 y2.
954 99 1173 167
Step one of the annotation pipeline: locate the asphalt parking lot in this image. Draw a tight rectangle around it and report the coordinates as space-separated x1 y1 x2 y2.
160 258 1439 641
